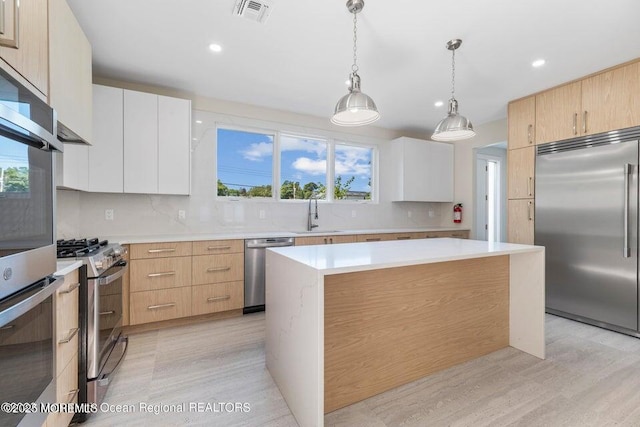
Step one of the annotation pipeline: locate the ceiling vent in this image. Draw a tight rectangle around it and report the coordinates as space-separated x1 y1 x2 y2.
233 0 272 24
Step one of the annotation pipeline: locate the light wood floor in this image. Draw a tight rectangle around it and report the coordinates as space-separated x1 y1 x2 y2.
83 313 640 426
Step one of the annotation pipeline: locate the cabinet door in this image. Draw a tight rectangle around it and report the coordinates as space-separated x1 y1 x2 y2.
295 236 329 246
49 0 92 143
507 199 534 244
124 90 158 193
507 147 535 199
89 85 124 192
508 96 536 149
55 144 88 191
535 82 582 144
582 62 640 135
0 0 48 95
158 96 191 195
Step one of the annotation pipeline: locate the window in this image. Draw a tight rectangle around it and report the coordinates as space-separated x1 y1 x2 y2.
279 135 327 200
215 124 376 202
217 128 273 198
334 143 373 200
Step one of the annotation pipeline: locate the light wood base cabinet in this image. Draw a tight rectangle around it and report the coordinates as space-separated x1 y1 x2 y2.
130 287 192 325
130 257 191 292
192 253 243 285
192 282 244 316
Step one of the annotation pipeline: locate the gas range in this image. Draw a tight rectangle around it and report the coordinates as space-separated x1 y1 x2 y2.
56 238 127 278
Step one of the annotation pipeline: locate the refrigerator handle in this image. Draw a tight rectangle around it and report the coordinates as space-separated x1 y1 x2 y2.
624 163 632 258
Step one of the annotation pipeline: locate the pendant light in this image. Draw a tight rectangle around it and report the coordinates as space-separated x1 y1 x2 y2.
331 0 380 127
432 39 475 141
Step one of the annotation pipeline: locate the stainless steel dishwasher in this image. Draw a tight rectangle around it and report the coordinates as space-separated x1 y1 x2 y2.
244 237 295 313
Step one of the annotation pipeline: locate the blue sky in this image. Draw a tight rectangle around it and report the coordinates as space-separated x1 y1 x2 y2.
217 129 372 193
0 137 29 170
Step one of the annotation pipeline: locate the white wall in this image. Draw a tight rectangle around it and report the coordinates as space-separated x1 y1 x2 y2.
56 79 450 239
450 119 508 237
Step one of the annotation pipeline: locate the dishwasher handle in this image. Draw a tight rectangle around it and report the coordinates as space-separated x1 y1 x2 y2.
246 240 294 249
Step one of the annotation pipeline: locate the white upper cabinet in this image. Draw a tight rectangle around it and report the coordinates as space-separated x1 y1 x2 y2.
123 90 159 194
89 85 191 195
158 96 191 195
390 137 454 202
89 85 123 193
55 145 88 191
49 0 93 144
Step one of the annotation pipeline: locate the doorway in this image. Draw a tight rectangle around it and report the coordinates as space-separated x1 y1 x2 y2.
474 144 507 241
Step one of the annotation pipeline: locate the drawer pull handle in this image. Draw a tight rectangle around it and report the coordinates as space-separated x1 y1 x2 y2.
66 389 80 404
396 236 411 240
528 177 533 196
573 113 577 135
207 246 231 250
59 327 79 344
207 295 231 302
147 271 176 278
147 303 176 310
147 248 176 254
60 282 80 294
207 267 231 273
0 325 15 331
366 238 381 242
100 310 116 316
583 111 588 133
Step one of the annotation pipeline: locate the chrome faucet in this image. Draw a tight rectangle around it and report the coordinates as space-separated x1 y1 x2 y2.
307 193 319 231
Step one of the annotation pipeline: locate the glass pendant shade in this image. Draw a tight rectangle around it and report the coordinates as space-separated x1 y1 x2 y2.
431 98 476 141
331 73 380 126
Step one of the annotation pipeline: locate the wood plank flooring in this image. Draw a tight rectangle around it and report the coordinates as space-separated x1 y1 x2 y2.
83 313 640 426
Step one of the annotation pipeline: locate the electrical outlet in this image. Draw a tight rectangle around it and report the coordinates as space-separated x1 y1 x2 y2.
259 209 266 219
351 210 356 218
428 209 435 218
178 210 186 220
105 209 114 221
408 211 412 218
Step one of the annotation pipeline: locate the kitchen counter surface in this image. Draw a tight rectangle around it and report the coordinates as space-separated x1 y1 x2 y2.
102 226 471 245
55 260 83 276
268 237 543 275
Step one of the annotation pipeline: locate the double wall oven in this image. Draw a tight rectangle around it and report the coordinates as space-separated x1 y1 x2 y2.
0 68 62 426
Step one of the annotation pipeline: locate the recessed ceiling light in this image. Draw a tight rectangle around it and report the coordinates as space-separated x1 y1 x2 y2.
209 43 222 53
345 79 350 85
192 138 198 141
434 101 444 107
532 59 546 68
195 120 202 124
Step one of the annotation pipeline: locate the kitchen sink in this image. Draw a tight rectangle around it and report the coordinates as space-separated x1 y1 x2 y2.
293 230 345 235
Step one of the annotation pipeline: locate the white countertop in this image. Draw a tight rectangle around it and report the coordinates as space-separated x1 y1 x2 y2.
268 238 543 275
55 260 83 276
102 227 470 245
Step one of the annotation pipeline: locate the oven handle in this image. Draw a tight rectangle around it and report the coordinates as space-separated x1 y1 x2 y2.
0 276 64 328
97 261 128 286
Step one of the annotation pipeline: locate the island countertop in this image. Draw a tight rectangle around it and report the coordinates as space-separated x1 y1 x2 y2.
268 238 543 275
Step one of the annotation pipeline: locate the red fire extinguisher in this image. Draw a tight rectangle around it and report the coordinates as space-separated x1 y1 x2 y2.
453 203 463 223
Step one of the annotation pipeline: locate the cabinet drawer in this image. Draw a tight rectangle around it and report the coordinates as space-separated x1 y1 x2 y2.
192 239 243 255
192 253 244 285
356 234 394 243
192 282 244 316
425 231 450 238
130 241 192 259
449 231 470 239
130 257 191 292
55 321 78 378
129 288 191 325
390 232 428 240
50 353 78 427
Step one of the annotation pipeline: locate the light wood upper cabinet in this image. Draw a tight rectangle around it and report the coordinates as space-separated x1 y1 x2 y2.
391 137 454 202
49 0 93 143
507 147 535 199
507 199 535 245
582 61 640 135
508 96 536 149
535 81 582 145
0 0 49 96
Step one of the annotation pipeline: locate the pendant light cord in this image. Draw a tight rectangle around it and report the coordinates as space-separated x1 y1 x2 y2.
450 47 456 100
352 12 359 74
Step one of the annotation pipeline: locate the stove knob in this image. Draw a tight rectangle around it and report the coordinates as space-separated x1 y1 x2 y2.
95 260 104 270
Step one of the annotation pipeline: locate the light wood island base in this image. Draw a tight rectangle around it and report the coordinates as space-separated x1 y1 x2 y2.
265 238 545 427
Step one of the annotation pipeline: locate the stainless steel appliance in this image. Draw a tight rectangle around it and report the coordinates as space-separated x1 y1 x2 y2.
57 238 128 422
244 237 294 313
0 67 61 301
0 275 64 427
536 127 640 336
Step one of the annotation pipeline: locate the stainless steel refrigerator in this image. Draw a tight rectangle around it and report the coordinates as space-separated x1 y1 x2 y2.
535 128 640 336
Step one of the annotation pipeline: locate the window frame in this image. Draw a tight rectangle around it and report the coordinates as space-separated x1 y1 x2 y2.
214 123 378 203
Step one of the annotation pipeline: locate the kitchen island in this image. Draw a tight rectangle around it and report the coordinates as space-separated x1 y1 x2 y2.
265 238 545 427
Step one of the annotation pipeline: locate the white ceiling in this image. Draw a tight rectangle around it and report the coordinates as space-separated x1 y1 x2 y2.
68 0 640 135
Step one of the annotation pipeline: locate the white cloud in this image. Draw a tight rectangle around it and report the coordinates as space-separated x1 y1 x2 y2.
240 141 273 161
281 136 326 157
335 145 372 176
292 157 327 176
